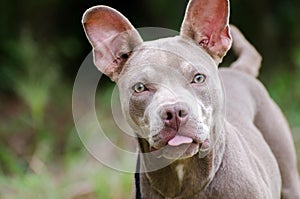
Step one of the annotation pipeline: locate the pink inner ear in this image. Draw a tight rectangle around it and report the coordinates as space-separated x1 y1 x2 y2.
83 7 133 48
181 0 232 62
82 6 142 81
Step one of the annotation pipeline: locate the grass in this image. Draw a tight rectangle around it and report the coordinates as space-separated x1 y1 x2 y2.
0 155 133 199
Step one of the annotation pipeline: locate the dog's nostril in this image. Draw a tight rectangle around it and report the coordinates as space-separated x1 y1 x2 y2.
178 110 188 118
179 110 183 118
166 112 173 120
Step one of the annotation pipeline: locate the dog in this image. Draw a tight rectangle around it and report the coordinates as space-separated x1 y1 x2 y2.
82 0 300 198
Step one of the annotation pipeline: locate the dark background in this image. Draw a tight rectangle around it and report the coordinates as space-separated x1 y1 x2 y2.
0 0 299 198
1 0 300 88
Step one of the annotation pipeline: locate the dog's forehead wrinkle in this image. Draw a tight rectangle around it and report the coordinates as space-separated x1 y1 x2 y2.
127 36 216 69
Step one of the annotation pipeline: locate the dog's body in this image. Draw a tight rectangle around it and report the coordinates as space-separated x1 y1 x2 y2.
82 0 300 198
131 36 298 198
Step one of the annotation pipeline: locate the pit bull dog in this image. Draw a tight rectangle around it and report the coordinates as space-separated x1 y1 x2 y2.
81 0 300 198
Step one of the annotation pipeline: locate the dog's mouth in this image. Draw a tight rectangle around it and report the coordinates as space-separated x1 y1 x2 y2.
147 113 212 159
150 135 210 159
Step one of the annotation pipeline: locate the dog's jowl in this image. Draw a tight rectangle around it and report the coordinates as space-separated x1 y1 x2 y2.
82 0 300 198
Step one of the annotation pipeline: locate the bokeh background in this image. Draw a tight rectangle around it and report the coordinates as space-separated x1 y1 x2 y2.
1 0 300 198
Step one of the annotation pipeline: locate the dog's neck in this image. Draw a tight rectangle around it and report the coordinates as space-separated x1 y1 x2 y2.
136 122 226 198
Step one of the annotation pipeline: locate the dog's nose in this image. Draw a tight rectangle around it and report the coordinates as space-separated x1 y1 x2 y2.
160 103 189 128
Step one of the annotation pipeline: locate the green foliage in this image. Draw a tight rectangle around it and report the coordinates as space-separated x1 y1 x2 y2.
0 173 61 199
0 83 133 199
5 30 59 127
0 145 22 175
93 169 132 199
263 67 300 127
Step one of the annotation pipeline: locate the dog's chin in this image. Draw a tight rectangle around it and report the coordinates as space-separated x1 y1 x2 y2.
160 143 199 160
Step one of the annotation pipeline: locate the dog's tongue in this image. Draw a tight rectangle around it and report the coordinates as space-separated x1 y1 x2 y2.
168 135 193 146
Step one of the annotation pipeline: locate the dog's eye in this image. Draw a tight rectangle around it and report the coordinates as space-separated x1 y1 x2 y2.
192 73 206 84
133 82 147 93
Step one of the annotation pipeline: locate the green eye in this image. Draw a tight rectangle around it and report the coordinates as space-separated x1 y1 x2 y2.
192 73 206 84
133 82 147 93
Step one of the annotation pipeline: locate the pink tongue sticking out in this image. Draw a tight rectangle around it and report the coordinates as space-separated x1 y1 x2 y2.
168 135 193 146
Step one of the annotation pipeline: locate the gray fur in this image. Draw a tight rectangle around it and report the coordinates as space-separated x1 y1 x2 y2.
82 0 300 198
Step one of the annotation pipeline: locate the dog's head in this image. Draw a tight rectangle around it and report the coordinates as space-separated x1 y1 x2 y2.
82 0 232 159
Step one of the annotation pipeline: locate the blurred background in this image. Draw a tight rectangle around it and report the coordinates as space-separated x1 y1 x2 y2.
0 0 300 198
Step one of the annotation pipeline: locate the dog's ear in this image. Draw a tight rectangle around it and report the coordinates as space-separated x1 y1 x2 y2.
82 6 143 81
180 0 232 63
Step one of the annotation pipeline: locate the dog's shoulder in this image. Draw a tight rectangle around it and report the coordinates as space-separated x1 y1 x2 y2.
219 67 270 116
219 67 266 93
202 122 280 199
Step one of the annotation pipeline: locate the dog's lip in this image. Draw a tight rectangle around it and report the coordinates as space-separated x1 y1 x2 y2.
199 138 210 150
150 146 159 152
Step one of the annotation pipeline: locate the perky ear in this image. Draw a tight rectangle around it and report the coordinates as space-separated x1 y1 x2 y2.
180 0 232 63
82 6 143 81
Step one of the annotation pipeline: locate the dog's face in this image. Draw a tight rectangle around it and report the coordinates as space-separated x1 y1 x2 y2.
118 38 225 159
82 0 232 159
